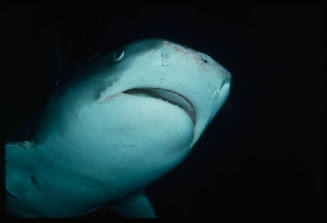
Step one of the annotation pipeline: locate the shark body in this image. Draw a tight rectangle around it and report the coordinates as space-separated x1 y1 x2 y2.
5 39 231 218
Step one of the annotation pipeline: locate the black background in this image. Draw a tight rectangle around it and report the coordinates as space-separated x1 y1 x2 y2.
1 2 325 220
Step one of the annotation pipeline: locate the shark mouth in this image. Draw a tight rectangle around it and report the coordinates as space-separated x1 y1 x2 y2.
123 88 196 125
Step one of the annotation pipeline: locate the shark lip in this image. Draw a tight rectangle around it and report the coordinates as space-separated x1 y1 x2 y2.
123 88 196 125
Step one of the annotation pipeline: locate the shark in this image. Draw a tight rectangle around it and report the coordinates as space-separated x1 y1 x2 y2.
4 38 231 218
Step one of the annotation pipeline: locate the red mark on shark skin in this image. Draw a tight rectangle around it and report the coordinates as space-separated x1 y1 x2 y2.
98 92 122 104
163 41 190 56
163 41 208 71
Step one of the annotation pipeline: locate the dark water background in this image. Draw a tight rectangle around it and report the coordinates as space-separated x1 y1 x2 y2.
1 3 325 220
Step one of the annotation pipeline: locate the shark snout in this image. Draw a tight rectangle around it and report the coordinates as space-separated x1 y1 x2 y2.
160 40 229 79
141 40 231 145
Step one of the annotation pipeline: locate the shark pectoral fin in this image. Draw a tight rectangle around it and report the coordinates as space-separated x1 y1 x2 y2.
110 194 156 218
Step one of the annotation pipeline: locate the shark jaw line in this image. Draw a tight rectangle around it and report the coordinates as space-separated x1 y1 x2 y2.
123 88 196 126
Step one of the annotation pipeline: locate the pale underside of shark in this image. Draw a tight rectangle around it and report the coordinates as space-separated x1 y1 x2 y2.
4 38 231 218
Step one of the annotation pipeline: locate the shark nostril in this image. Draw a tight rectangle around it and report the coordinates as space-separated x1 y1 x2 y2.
213 79 231 97
199 53 209 64
201 57 208 63
220 79 231 93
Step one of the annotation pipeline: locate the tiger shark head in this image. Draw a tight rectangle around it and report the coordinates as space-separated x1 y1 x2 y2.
32 38 231 189
5 39 231 217
38 39 230 140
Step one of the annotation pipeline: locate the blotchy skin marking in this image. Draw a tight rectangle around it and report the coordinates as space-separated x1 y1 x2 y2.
98 92 122 104
163 41 191 56
163 40 209 71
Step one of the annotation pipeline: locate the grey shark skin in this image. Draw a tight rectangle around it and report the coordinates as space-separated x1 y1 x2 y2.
5 39 231 218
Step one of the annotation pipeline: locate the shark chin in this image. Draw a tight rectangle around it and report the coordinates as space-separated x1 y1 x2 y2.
5 38 231 218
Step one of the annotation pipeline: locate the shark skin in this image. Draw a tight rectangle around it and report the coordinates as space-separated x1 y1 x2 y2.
5 39 231 218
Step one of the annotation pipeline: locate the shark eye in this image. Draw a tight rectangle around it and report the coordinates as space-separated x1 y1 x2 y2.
114 48 124 62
